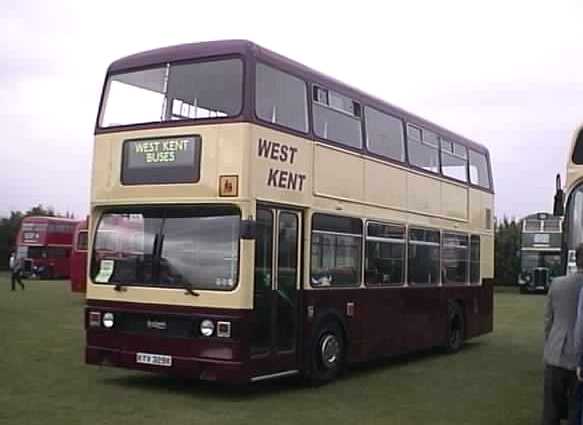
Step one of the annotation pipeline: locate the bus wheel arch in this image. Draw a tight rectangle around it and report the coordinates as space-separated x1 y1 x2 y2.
306 312 347 384
445 300 465 353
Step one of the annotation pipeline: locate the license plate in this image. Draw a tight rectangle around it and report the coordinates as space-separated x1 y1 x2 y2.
136 352 172 367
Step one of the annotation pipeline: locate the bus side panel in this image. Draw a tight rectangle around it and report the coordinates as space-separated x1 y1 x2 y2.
70 251 87 292
302 289 366 364
440 182 468 221
313 145 364 202
360 289 405 360
440 284 493 341
468 281 494 338
302 285 493 368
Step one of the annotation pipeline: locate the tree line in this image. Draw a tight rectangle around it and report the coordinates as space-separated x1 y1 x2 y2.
0 205 75 270
493 217 522 286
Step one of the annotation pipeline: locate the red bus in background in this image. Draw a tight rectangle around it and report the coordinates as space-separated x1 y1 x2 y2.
16 216 78 279
70 219 88 292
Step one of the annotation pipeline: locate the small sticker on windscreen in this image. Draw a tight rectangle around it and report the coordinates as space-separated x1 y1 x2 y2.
95 260 115 283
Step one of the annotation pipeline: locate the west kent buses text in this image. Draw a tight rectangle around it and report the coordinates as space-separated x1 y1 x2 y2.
134 139 191 163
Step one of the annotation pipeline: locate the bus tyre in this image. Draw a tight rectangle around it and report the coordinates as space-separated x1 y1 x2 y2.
308 321 345 385
445 301 465 353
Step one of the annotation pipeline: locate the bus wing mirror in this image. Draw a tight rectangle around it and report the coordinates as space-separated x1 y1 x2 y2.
553 173 564 216
240 219 257 240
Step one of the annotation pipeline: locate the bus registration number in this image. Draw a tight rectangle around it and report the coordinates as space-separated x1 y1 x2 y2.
136 352 172 367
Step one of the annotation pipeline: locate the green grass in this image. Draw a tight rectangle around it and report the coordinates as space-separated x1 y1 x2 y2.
0 273 545 425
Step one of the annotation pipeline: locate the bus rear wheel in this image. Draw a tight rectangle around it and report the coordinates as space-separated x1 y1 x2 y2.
445 301 465 353
308 321 345 384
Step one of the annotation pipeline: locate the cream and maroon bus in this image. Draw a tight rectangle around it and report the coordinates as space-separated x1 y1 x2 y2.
86 40 495 384
556 125 583 273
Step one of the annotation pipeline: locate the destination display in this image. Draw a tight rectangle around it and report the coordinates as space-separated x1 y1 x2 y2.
521 232 562 248
122 135 201 185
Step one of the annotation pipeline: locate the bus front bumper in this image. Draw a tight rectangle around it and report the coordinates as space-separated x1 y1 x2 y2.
84 301 252 383
86 345 247 383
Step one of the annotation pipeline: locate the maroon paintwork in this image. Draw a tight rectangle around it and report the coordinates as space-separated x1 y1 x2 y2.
86 281 492 382
302 283 493 364
16 216 79 279
85 299 254 383
70 219 88 293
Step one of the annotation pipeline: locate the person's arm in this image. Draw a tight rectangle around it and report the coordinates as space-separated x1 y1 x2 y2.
544 285 553 341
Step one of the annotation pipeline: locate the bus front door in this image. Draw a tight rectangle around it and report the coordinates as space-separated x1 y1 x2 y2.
250 206 301 380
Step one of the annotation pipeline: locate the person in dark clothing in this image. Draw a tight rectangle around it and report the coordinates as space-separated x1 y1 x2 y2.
542 244 583 425
11 256 25 291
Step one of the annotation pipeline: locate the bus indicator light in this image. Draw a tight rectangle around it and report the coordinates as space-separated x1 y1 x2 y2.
216 321 231 338
89 311 101 328
219 175 238 197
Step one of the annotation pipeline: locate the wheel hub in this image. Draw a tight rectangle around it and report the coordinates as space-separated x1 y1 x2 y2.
320 334 340 369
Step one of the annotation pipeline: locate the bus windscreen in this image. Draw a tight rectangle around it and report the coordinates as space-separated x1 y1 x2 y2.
99 59 243 128
91 207 240 290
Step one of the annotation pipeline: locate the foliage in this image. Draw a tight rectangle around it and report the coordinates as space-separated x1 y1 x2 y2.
494 216 521 286
0 204 65 270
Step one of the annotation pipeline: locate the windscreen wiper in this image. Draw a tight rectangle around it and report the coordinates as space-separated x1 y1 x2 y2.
114 283 127 292
183 282 200 297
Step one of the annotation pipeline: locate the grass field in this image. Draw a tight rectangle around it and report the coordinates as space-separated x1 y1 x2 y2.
0 273 546 425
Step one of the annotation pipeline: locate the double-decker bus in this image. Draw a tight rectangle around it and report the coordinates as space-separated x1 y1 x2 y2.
70 219 88 292
517 212 562 293
85 40 495 384
16 216 78 279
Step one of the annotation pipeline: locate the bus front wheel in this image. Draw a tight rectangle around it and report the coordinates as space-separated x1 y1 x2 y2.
308 321 345 384
445 301 465 353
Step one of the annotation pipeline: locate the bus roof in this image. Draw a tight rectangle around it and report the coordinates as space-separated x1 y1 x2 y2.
521 212 562 221
107 39 489 155
22 216 79 224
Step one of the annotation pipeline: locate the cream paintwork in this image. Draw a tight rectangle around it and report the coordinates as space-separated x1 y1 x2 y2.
364 158 408 211
88 123 255 309
87 122 495 307
565 124 583 195
92 123 251 205
314 145 364 201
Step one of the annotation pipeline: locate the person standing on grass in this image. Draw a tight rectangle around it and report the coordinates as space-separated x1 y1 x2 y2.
542 244 583 425
9 251 15 272
10 254 25 291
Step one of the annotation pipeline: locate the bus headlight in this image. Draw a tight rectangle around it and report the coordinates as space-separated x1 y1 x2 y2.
102 312 115 328
200 319 215 337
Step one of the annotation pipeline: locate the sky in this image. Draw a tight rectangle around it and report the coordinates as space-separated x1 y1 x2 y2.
1 0 583 220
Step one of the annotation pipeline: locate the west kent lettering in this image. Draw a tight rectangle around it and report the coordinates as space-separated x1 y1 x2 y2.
257 138 307 191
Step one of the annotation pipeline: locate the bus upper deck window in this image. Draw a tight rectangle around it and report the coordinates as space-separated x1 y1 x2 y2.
312 87 362 149
99 59 243 128
469 150 491 189
256 63 308 132
572 129 583 164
